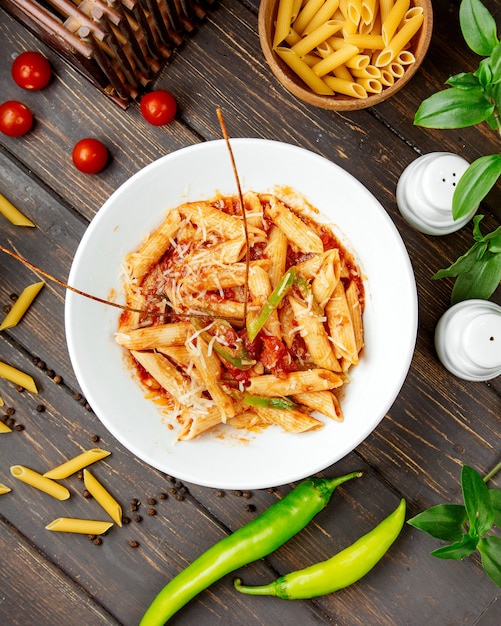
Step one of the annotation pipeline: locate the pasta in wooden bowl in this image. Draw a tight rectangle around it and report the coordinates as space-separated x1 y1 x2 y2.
259 0 433 110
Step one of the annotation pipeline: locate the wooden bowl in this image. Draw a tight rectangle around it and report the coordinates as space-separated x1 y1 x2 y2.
258 0 433 111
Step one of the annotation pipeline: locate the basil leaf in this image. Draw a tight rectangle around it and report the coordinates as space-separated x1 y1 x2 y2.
492 81 501 114
461 465 495 536
407 504 467 541
452 154 501 219
490 41 501 83
483 225 501 252
431 533 478 560
460 0 499 56
475 57 493 86
432 242 483 279
473 214 486 240
414 87 494 129
478 536 501 587
489 489 501 528
451 251 501 303
445 72 481 89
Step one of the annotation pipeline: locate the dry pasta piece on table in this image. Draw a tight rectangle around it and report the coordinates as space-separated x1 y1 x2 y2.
10 465 70 500
83 469 122 526
43 448 111 479
46 518 113 535
0 281 44 331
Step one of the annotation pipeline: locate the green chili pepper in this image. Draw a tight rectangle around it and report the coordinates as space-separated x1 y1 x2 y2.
139 471 362 626
246 266 298 342
234 498 406 600
189 317 255 370
243 394 298 410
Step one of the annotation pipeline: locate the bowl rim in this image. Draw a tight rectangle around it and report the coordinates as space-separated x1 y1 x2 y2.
258 0 434 111
65 138 418 489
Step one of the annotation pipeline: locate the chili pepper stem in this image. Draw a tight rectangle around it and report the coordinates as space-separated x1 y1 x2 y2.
139 471 362 626
234 498 406 600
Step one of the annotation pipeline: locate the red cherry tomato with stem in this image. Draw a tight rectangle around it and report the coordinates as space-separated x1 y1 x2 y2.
140 89 177 126
0 101 33 137
72 138 109 174
12 51 52 90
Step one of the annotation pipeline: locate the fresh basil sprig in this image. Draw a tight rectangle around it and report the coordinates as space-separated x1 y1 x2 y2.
413 0 501 302
432 215 501 303
407 465 501 587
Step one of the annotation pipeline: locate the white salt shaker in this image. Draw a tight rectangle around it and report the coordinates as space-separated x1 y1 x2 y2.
435 300 501 381
396 152 477 235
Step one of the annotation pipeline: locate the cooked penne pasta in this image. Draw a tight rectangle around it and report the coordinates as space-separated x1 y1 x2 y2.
10 465 70 500
266 195 324 253
43 448 111 479
0 361 37 393
0 281 44 331
292 390 344 421
253 405 323 432
117 190 364 440
83 469 123 526
0 483 12 495
289 295 341 371
0 193 35 226
46 518 114 535
247 369 344 397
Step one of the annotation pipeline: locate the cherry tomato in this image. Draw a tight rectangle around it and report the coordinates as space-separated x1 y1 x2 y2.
0 101 33 137
12 51 52 90
72 138 109 174
140 89 177 126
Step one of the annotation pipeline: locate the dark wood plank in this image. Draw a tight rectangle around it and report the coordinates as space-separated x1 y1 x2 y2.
1 0 500 624
0 518 120 626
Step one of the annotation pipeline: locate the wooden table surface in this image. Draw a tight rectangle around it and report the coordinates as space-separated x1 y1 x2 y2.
1 0 500 624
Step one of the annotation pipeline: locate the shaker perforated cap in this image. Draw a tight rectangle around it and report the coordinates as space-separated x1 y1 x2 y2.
396 152 476 235
435 300 501 381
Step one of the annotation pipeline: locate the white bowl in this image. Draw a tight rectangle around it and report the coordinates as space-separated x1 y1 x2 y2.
65 139 417 490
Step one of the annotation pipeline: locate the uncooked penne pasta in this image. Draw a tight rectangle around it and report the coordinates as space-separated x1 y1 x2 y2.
294 0 326 34
275 47 335 95
43 448 111 479
271 0 425 101
303 0 341 34
376 13 423 66
83 469 123 526
46 518 113 535
291 20 343 57
274 0 295 47
312 44 359 77
0 361 37 393
0 193 35 226
0 421 12 433
10 465 70 500
381 0 410 45
0 281 44 331
0 483 12 495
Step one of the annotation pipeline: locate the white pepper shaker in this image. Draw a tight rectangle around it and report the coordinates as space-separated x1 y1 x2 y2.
435 300 501 381
396 152 477 235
